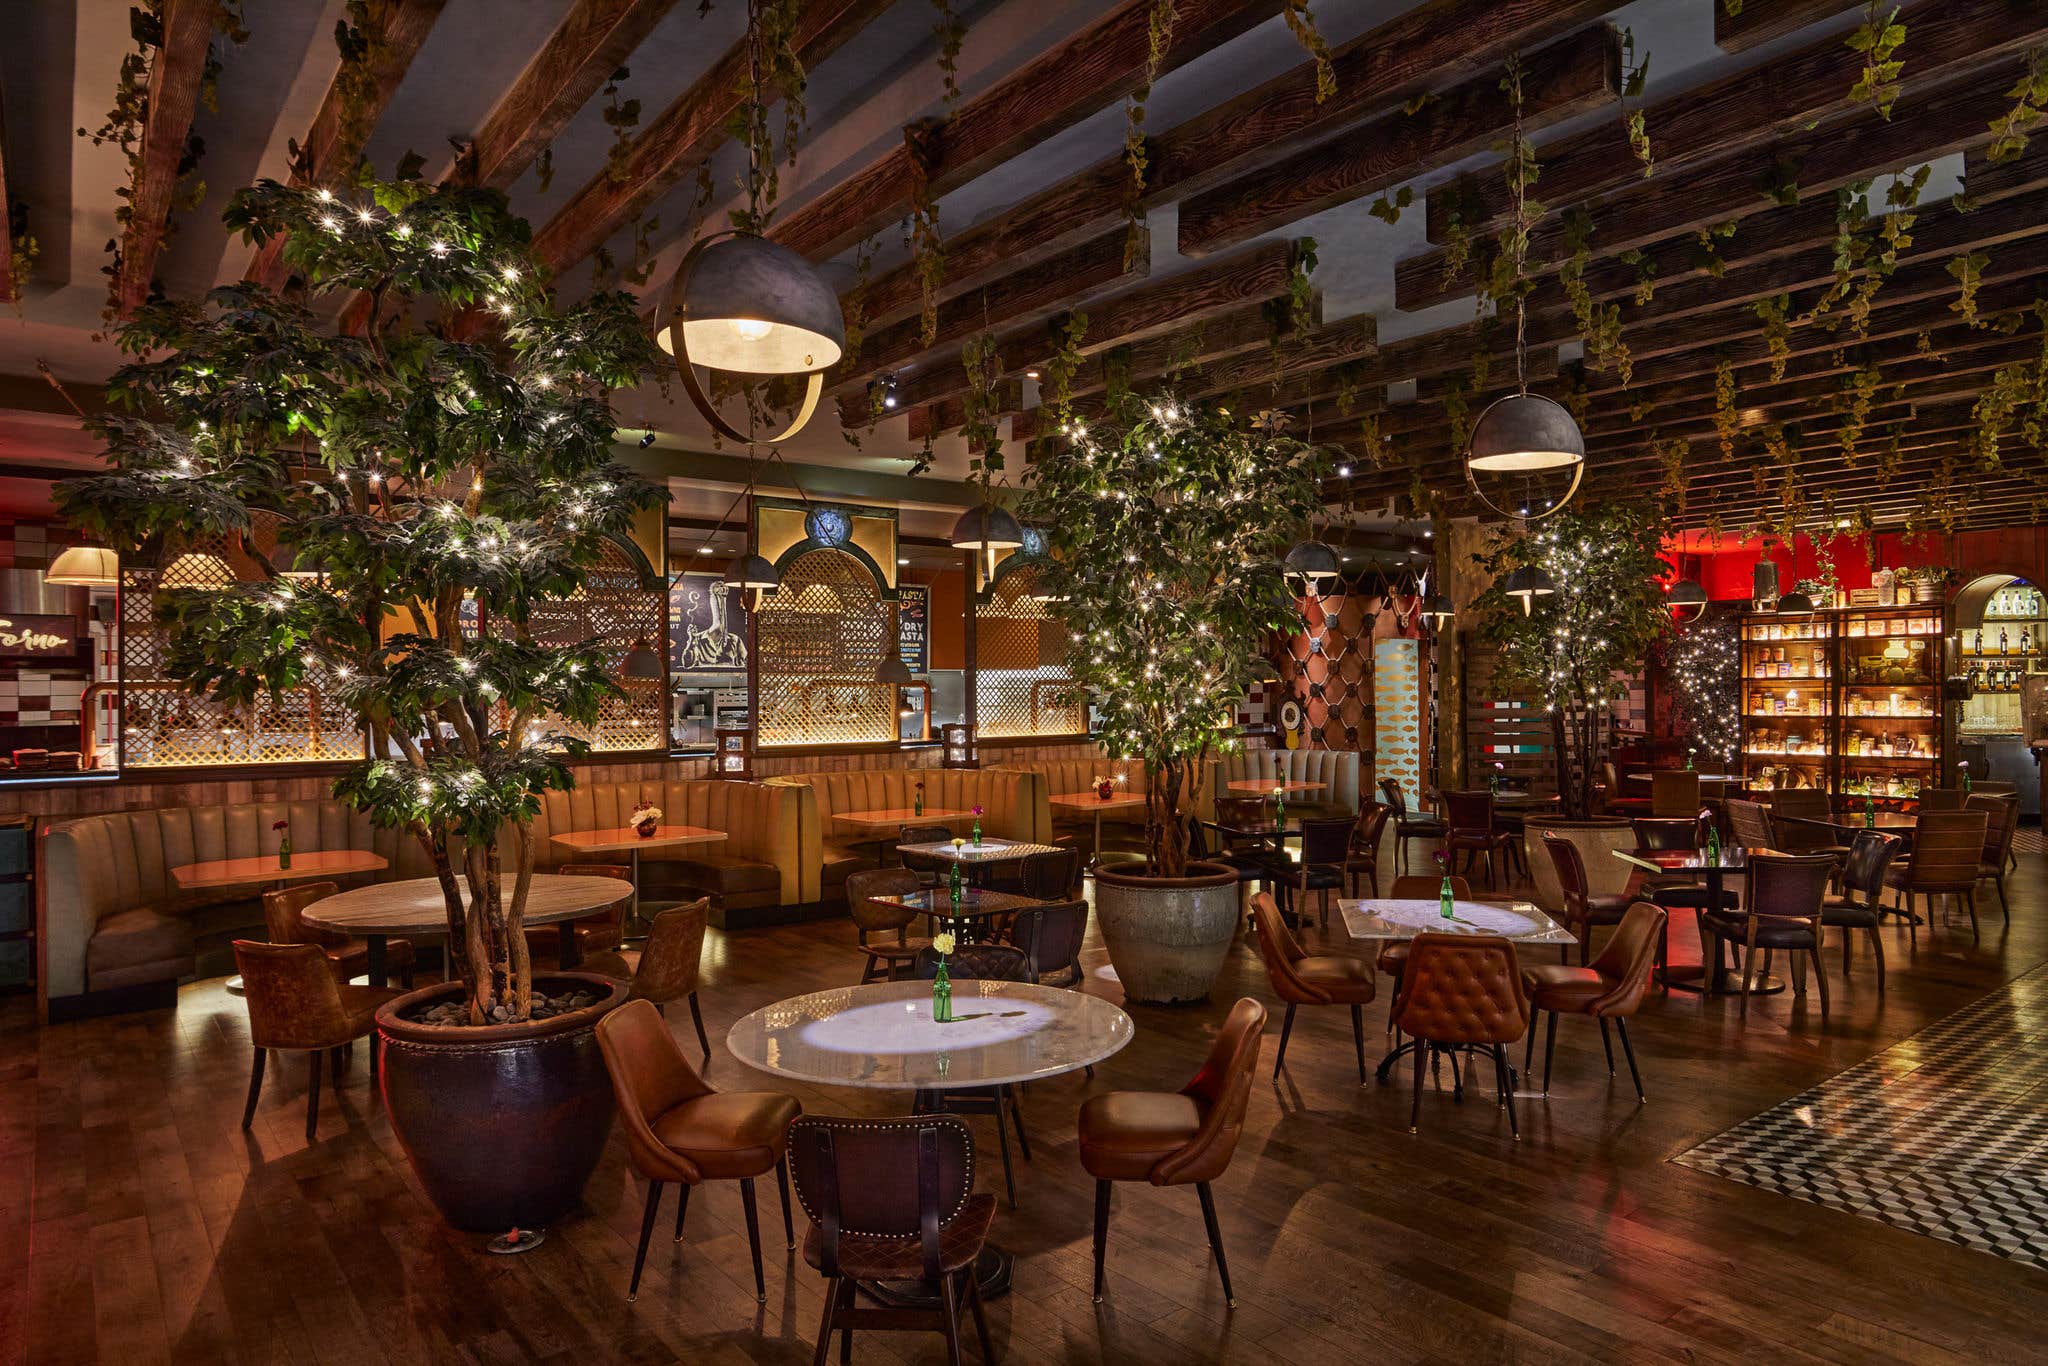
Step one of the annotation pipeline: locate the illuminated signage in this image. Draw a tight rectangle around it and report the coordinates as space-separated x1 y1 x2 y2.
0 614 77 657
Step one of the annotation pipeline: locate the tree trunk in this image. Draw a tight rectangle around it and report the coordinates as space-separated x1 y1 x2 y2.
1551 707 1578 819
1145 756 1192 879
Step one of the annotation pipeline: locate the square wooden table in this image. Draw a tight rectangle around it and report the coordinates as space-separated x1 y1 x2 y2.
171 849 389 891
836 807 973 866
549 824 727 921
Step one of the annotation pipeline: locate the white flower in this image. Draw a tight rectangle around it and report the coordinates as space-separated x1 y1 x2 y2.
932 932 957 956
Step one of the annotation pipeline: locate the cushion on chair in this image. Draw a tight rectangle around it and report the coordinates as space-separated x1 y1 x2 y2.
650 1091 802 1180
1375 941 1410 975
84 906 196 992
1701 911 1817 950
1521 963 1607 1013
1077 1091 1204 1182
801 1192 998 1279
1820 897 1880 928
1649 887 1741 911
1294 955 1379 999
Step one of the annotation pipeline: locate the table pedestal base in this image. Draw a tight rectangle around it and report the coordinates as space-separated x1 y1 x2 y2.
487 1227 546 1255
858 1245 1012 1307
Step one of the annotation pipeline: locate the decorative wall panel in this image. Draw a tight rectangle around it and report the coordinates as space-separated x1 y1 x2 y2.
1374 637 1424 806
756 548 895 746
976 568 1085 739
529 537 667 752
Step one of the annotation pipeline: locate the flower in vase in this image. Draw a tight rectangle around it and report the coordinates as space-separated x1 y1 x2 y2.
271 819 288 833
951 837 966 849
971 804 984 817
932 932 957 957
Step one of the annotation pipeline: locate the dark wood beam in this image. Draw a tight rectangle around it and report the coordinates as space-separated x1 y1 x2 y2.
831 229 1145 398
1427 0 2048 244
245 0 449 291
0 78 17 302
530 0 887 274
769 0 1286 263
1179 24 1621 258
1398 53 2040 312
461 0 678 191
115 0 215 317
1716 0 1861 54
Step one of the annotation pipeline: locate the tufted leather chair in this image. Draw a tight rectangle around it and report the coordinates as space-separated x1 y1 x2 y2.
789 1113 997 1362
1702 851 1837 1018
843 868 929 983
262 880 415 988
1079 996 1266 1308
984 845 1083 901
1884 809 1988 943
1542 834 1632 966
1249 891 1376 1083
1391 933 1530 1137
1820 831 1900 990
234 939 405 1142
1346 802 1391 898
525 862 627 965
1442 791 1515 890
581 899 712 1057
1521 900 1665 1101
1374 875 1472 1016
594 998 801 1302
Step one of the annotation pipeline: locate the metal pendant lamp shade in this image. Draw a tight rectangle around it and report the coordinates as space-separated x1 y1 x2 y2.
1421 592 1456 627
1467 392 1586 473
621 638 665 680
1283 539 1341 591
1504 564 1556 615
722 553 780 592
949 503 1025 551
1776 589 1816 615
874 651 914 685
45 545 120 587
657 234 845 376
1668 578 1709 611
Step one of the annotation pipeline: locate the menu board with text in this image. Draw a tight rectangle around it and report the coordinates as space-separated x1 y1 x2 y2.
898 584 929 673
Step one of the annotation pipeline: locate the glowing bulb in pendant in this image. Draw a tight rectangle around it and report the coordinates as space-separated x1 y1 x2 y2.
728 317 775 342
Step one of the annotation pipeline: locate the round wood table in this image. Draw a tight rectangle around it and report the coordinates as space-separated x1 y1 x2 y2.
300 874 633 986
728 979 1132 1304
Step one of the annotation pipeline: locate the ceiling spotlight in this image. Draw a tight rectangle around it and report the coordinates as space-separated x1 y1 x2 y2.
638 431 658 448
1336 463 1351 478
1024 368 1041 380
870 375 900 411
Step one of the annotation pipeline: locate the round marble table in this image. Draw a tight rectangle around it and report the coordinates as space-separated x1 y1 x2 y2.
300 874 633 986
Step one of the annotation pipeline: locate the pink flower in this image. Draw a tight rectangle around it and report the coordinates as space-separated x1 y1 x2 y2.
1432 850 1447 868
971 804 984 816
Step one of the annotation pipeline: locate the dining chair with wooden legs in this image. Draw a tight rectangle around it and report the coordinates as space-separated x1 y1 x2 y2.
1541 833 1632 966
1884 810 1989 942
594 998 800 1302
581 898 713 1059
1441 791 1514 890
1380 778 1443 876
1391 934 1530 1138
1726 798 1775 850
1700 852 1837 1018
1820 831 1901 991
789 1114 997 1365
235 939 405 1142
524 862 628 965
1080 997 1265 1309
1249 892 1376 1083
1521 901 1665 1102
1270 816 1355 929
1376 875 1471 1051
843 868 929 982
1968 793 2018 924
1345 803 1391 898
263 881 416 988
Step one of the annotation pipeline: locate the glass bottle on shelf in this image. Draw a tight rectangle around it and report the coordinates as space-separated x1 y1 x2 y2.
2000 627 2010 655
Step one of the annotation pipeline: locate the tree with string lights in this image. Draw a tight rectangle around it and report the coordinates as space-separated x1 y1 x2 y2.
1665 611 1742 770
1471 500 1674 818
1019 395 1327 877
56 173 665 1025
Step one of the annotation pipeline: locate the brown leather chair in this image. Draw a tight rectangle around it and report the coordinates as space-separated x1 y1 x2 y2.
1270 815 1355 928
594 998 800 1302
1374 874 1472 1010
1441 791 1514 889
1380 777 1443 875
235 939 405 1142
262 881 415 988
789 1113 996 1364
1079 996 1265 1308
897 824 958 881
1521 901 1665 1101
1968 793 2018 923
1541 833 1632 966
525 862 627 964
1821 830 1901 990
1205 795 1281 895
986 845 1082 900
1916 787 1968 812
1005 898 1089 988
1702 851 1837 1017
1726 798 1775 849
1249 891 1375 1083
581 898 712 1059
1768 789 1852 862
1391 933 1530 1137
844 868 930 983
1885 810 1989 942
1650 770 1701 819
1346 802 1391 897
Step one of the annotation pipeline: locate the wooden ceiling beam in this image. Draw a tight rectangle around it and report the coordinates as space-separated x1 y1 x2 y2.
0 84 12 303
1715 0 1862 55
1178 24 1621 259
1427 0 2048 244
461 0 679 192
768 0 1287 263
1397 54 2040 313
115 0 216 317
530 0 887 275
245 0 449 291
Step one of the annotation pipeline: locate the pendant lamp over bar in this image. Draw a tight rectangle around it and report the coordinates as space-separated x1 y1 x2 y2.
1420 592 1456 629
1504 564 1555 616
949 503 1025 551
620 638 665 680
724 552 780 612
1776 589 1816 615
45 545 120 588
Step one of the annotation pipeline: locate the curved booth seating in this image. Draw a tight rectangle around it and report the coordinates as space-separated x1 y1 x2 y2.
1203 748 1363 823
39 778 806 1019
988 757 1150 853
771 768 1038 903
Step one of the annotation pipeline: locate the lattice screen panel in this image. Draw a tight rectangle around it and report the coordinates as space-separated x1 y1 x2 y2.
755 549 895 746
527 538 665 753
119 530 363 768
976 569 1085 738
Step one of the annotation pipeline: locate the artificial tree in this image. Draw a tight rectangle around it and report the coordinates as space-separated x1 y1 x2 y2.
1470 500 1674 818
1020 394 1327 877
57 174 664 1024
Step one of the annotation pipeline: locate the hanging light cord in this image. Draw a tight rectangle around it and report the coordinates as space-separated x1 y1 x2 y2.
1510 51 1529 399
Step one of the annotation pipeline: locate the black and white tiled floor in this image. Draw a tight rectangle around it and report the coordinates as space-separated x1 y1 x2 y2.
1674 964 2048 1269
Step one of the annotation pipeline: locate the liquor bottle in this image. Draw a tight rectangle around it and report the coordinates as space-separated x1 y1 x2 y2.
2023 626 2033 658
2000 627 2010 656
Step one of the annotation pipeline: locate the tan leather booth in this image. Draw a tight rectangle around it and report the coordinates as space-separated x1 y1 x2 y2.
39 779 803 1016
774 768 1037 900
1204 748 1364 821
989 757 1149 846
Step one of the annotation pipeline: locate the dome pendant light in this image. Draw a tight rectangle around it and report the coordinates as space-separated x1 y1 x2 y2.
1420 592 1456 630
1668 577 1709 619
950 501 1025 580
875 601 914 685
1504 564 1555 616
722 552 779 613
659 0 843 445
45 545 121 588
1283 539 1341 595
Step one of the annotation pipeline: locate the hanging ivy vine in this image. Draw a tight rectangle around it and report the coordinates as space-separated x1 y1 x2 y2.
1282 0 1337 104
1560 208 1629 382
905 119 946 347
1754 293 1792 382
1041 311 1090 426
1949 249 1990 325
960 328 1004 487
601 67 641 185
1846 2 1906 119
1118 0 1176 271
1987 48 2048 163
1619 28 1652 176
1368 186 1414 224
930 0 965 108
1713 353 1739 458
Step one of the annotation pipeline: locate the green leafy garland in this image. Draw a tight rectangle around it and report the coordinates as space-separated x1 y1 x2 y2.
1846 2 1906 119
1561 208 1629 382
1282 0 1337 104
1987 48 2048 163
930 0 965 108
960 329 1003 486
1949 250 1990 325
1754 293 1792 382
601 67 641 186
1119 0 1176 270
905 119 946 347
1619 28 1652 176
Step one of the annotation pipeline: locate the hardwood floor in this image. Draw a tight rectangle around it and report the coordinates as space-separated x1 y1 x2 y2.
7 845 2048 1364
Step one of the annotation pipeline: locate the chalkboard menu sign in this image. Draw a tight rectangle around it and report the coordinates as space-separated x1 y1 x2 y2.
897 584 929 673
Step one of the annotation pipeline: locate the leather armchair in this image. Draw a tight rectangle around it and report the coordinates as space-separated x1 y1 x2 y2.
1079 996 1265 1308
1522 900 1665 1100
1391 933 1530 1137
1250 892 1375 1083
1702 851 1837 1017
235 939 404 1142
842 868 929 983
262 880 415 988
594 998 801 1302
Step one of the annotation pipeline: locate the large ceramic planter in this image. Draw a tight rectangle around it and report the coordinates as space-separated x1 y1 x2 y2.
376 972 627 1233
1093 860 1239 1005
1521 816 1636 915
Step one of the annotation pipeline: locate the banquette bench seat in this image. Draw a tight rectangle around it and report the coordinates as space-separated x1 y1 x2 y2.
770 768 1037 901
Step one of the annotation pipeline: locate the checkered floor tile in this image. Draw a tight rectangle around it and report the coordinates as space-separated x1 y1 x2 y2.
1673 964 2048 1269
